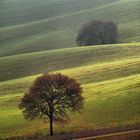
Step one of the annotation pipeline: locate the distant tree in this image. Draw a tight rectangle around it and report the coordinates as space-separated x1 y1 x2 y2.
76 20 118 46
19 73 84 136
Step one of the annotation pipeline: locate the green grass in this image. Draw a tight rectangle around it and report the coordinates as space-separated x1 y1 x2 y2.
0 43 140 138
0 0 140 56
0 43 140 81
0 73 139 138
0 0 140 138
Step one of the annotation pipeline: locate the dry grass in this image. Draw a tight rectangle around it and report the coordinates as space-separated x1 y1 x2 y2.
2 125 139 140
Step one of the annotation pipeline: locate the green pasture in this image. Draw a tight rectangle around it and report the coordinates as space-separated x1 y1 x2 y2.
0 43 140 81
0 44 140 138
0 0 140 138
0 0 140 56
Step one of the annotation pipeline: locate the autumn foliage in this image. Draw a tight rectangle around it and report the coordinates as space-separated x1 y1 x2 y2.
19 73 84 135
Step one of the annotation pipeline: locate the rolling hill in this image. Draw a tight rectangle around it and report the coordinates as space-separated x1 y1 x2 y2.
0 43 140 138
0 0 140 138
0 43 140 81
0 0 140 56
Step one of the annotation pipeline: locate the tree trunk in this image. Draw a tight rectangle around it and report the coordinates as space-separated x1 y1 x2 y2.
49 112 53 136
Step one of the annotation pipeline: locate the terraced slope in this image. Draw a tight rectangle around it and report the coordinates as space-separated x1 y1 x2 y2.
0 43 140 138
0 0 140 56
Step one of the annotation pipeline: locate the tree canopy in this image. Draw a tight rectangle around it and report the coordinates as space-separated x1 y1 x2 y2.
19 73 84 135
76 20 118 46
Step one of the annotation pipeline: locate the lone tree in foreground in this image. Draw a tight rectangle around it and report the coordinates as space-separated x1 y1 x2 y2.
19 73 84 136
76 20 118 46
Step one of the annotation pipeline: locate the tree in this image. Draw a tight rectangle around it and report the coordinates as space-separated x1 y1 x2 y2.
76 20 118 46
19 73 84 136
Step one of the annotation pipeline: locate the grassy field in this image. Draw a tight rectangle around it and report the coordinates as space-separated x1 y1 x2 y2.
0 43 140 81
0 0 140 56
0 43 140 138
0 0 140 139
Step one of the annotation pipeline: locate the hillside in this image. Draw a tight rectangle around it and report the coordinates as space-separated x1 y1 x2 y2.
0 43 140 138
0 43 140 81
0 0 140 138
0 0 140 56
